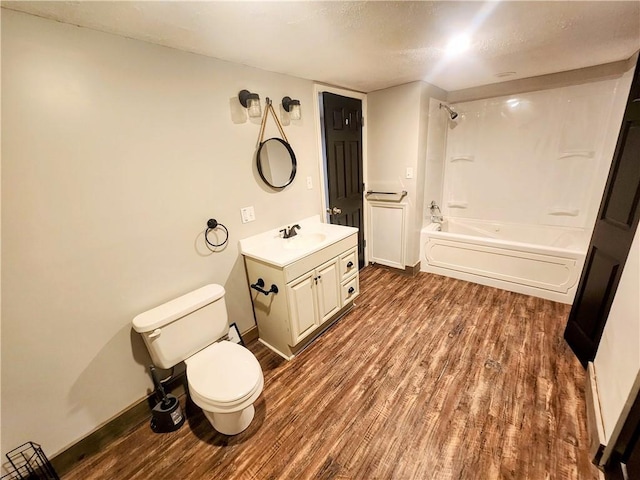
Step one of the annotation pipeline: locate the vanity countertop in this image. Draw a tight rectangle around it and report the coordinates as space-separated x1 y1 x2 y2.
239 216 358 267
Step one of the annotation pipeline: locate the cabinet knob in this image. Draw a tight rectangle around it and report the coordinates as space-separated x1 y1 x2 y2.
348 286 355 295
347 261 354 268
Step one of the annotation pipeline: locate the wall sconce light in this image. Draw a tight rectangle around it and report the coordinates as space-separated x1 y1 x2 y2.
239 90 262 118
282 96 301 120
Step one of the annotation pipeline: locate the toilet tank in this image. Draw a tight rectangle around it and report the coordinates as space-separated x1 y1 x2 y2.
132 284 229 369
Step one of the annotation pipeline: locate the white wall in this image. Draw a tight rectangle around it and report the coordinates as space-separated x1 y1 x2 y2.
367 81 445 267
595 229 640 443
443 76 632 234
415 84 448 254
367 83 420 267
1 10 325 457
368 83 421 193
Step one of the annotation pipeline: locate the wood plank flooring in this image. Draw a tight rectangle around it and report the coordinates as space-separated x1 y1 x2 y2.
63 266 599 479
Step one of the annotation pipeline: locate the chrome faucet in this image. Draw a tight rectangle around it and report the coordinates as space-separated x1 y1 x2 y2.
429 201 444 224
280 224 301 239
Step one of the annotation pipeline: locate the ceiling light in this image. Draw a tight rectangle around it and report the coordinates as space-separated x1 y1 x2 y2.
446 34 471 55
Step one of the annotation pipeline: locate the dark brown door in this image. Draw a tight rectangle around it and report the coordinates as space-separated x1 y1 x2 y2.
564 60 640 366
322 92 365 268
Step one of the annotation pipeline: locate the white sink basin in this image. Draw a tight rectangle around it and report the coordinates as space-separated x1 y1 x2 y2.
239 216 358 267
283 233 327 250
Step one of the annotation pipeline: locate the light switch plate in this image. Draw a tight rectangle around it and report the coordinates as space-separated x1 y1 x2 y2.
241 206 255 223
306 176 313 189
406 167 414 179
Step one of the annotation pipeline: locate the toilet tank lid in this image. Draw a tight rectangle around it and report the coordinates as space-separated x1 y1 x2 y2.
132 284 225 333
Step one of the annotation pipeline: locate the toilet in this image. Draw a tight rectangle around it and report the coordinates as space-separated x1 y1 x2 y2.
132 284 264 435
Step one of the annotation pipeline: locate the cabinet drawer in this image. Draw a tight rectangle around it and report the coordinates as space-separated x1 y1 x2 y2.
341 275 359 306
283 234 357 283
339 248 358 281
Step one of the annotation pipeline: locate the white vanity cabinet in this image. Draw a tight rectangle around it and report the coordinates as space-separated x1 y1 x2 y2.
241 225 359 360
288 257 341 345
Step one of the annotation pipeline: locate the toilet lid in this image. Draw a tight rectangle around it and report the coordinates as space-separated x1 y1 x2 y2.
186 341 262 404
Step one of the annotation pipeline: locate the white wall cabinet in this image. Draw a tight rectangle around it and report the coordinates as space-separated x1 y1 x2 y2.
367 201 407 269
243 234 359 360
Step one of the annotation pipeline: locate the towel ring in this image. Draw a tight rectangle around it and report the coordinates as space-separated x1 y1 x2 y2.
205 219 229 248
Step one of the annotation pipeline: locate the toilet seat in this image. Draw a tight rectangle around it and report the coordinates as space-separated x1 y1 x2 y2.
186 341 263 412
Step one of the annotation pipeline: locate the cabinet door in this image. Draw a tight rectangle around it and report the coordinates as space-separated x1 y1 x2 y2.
316 258 341 323
287 271 318 345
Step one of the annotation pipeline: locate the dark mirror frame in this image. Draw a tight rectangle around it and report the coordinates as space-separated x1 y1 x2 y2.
256 137 297 189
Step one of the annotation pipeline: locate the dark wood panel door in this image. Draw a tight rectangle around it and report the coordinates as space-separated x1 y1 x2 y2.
564 60 640 366
322 92 365 268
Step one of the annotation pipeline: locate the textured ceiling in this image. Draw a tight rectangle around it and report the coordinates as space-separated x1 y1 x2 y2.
3 1 640 92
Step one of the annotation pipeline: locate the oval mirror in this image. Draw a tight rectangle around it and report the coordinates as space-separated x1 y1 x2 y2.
257 138 297 189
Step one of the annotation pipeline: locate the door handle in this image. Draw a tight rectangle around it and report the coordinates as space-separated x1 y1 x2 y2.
326 207 342 215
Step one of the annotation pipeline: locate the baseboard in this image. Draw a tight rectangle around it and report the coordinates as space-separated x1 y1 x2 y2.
586 361 606 465
404 262 421 276
51 325 258 476
369 261 421 276
50 372 186 476
242 324 259 343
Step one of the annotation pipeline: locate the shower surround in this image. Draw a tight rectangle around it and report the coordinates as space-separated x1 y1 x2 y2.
422 71 634 302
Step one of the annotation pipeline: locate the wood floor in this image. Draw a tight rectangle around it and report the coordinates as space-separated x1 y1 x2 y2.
63 266 599 479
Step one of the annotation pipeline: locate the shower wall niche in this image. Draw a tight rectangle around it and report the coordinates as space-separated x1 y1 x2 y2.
442 76 632 230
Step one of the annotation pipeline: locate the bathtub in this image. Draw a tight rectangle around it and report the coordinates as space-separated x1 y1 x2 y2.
420 218 589 303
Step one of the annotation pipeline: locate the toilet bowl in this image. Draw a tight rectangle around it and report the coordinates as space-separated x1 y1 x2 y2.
132 284 264 436
185 340 264 435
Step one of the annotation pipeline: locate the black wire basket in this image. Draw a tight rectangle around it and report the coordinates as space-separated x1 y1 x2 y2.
2 442 59 480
